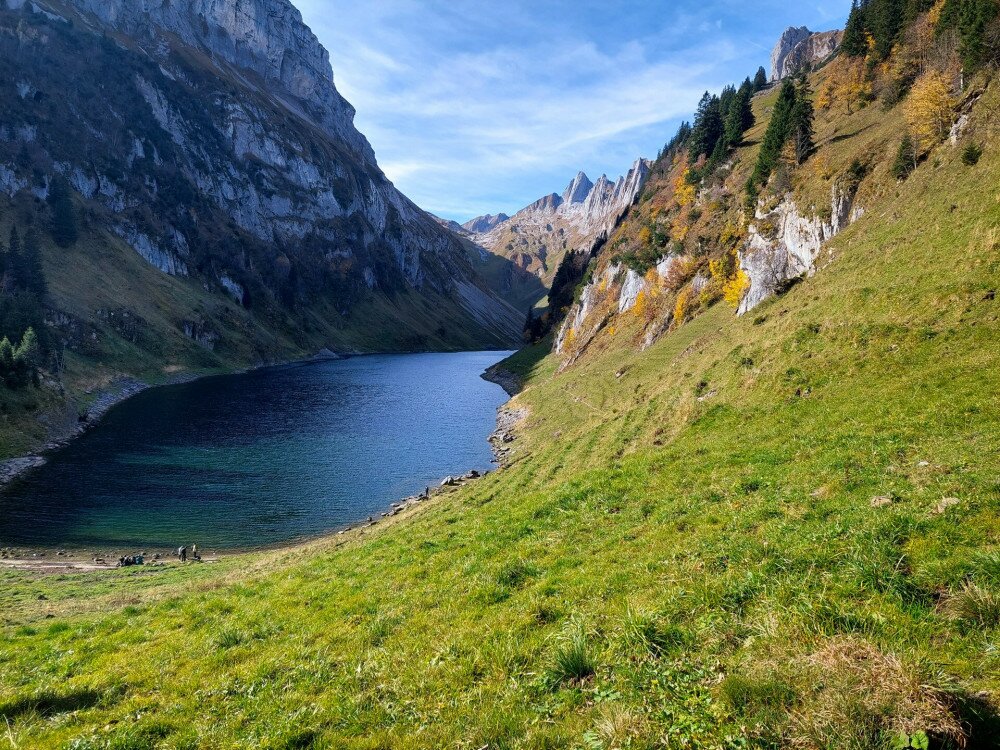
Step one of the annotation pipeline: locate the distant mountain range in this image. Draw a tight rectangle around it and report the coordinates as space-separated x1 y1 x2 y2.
450 159 651 311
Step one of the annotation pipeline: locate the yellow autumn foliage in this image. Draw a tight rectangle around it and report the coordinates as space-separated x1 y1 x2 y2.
905 71 955 152
674 171 696 207
632 290 647 319
722 269 750 307
673 287 696 326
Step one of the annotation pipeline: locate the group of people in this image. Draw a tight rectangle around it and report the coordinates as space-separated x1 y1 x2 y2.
176 544 200 562
117 554 144 567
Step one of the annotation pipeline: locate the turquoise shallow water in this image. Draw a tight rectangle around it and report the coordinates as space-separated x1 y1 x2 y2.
0 351 512 552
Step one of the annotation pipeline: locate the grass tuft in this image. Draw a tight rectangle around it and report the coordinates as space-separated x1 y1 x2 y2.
546 623 597 687
941 583 1000 629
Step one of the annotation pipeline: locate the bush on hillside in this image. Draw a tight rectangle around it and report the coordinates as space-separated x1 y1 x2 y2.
961 142 983 164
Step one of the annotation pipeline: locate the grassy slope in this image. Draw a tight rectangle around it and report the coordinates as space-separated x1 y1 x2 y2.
2 82 1000 750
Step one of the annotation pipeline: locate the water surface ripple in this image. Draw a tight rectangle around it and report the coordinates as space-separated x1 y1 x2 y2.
0 351 512 551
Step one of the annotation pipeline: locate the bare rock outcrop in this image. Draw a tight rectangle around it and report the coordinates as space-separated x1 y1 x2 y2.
738 184 862 315
771 27 842 81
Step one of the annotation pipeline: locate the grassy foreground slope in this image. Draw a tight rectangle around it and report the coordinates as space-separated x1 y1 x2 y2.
2 84 1000 750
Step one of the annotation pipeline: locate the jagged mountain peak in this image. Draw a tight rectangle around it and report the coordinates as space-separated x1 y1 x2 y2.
771 25 842 81
463 158 651 298
562 171 594 204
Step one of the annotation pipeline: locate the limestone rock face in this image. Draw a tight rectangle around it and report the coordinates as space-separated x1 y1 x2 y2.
737 184 862 315
66 0 375 164
780 30 843 80
771 27 813 81
462 214 510 234
771 27 842 81
555 252 677 356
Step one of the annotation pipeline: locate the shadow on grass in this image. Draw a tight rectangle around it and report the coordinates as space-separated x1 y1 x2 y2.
0 688 107 720
496 335 554 385
824 122 875 146
959 691 1000 750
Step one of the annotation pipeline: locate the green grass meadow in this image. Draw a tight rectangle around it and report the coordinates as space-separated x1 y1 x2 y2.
2 60 1000 750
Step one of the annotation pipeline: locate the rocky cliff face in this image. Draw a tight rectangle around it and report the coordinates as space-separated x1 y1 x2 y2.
465 159 651 295
39 0 376 164
771 27 842 81
0 0 521 356
738 185 863 315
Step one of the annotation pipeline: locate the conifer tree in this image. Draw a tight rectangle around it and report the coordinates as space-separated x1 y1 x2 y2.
47 175 78 247
718 84 737 124
724 81 755 147
753 66 769 91
746 80 798 206
15 327 40 371
790 78 816 164
689 92 724 161
0 337 14 374
21 231 47 299
958 0 999 73
842 0 869 56
870 0 906 59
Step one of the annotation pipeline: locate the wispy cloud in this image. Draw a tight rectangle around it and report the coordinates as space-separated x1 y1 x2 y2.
297 0 849 221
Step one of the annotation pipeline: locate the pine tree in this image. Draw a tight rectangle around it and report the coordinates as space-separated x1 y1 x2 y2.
753 66 769 91
958 0 999 73
15 327 40 371
868 0 906 59
0 337 14 375
790 79 815 164
842 0 869 56
892 134 919 179
718 84 737 124
724 81 755 147
20 231 47 299
746 80 799 203
689 92 724 161
661 121 692 162
47 175 78 247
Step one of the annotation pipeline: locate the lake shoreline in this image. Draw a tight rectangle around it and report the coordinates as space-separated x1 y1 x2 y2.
0 351 521 573
481 361 523 397
0 467 497 574
0 348 358 491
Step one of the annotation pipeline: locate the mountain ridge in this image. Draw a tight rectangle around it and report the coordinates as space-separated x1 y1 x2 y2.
461 159 651 309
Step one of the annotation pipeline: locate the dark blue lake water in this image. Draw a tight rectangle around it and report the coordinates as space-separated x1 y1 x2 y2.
0 351 512 552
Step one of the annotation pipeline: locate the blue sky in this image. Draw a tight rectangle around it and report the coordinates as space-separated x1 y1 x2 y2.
296 0 848 222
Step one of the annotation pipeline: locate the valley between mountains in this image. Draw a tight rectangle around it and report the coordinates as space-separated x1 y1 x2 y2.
2 0 1000 747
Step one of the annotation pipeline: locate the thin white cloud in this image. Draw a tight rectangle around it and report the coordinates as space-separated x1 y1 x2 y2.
296 0 847 220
